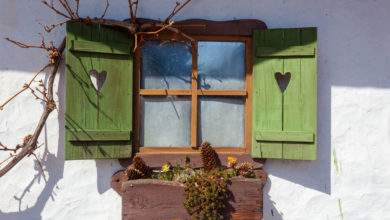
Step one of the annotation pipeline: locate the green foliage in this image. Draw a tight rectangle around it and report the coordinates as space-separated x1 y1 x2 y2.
155 164 195 182
183 170 231 220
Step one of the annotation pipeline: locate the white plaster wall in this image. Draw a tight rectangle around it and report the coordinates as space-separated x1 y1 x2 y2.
0 0 390 219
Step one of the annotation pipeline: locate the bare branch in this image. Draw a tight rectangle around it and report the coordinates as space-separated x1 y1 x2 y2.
128 0 139 21
41 0 72 19
0 154 16 167
4 38 44 49
0 64 50 111
58 0 78 19
165 0 192 23
100 0 110 19
134 0 139 19
134 20 175 51
39 20 67 33
0 38 65 177
75 0 80 16
0 142 22 153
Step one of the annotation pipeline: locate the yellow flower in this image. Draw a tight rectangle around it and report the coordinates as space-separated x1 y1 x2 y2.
161 163 171 172
227 156 237 168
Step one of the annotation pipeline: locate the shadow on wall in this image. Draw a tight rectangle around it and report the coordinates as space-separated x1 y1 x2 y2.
0 61 119 219
0 64 66 220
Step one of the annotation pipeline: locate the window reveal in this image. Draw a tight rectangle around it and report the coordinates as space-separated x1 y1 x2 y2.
138 40 247 149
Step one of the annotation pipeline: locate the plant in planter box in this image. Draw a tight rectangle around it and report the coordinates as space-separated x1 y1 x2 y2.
122 142 258 219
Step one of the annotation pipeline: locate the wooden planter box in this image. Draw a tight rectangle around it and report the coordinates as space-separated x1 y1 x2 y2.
112 172 266 220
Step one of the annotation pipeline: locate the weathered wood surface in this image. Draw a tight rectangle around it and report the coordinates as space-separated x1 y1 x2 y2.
112 170 267 220
136 18 267 36
118 154 265 169
252 27 317 160
65 22 133 160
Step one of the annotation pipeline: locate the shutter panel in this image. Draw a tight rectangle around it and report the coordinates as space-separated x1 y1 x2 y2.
65 21 133 160
252 27 317 160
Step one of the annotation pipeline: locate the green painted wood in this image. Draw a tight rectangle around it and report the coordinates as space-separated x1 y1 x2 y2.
252 29 284 159
256 131 314 142
69 131 131 141
256 45 316 57
65 21 133 160
70 40 132 55
252 27 317 160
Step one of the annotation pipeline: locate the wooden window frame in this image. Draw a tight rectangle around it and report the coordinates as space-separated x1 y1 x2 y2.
132 19 266 157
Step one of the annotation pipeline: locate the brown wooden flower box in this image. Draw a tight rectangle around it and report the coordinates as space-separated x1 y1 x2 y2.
112 171 266 220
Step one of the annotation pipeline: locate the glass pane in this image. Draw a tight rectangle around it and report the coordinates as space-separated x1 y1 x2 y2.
141 41 192 89
198 97 244 147
141 96 191 147
198 42 245 90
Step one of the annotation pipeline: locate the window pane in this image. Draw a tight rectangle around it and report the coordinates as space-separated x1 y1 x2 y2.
198 97 244 147
198 42 245 90
141 41 192 89
141 96 191 147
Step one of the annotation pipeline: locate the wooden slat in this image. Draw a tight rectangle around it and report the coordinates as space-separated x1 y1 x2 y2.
245 37 253 154
256 45 316 57
197 90 246 96
191 42 198 148
140 89 246 96
256 131 314 142
70 40 131 55
69 130 131 141
65 22 133 160
133 39 142 152
282 28 303 159
300 28 317 160
252 29 284 159
139 89 191 95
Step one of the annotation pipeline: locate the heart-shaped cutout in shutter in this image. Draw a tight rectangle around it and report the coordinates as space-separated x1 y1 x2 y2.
274 72 291 93
89 69 107 92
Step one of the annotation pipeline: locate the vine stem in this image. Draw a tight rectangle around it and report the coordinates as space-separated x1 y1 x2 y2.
0 38 65 178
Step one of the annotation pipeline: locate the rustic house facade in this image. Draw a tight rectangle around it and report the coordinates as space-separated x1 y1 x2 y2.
0 0 389 219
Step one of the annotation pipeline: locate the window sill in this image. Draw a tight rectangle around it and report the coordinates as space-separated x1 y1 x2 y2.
118 151 265 169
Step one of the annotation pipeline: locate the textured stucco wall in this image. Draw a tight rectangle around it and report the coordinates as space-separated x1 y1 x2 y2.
1 0 390 219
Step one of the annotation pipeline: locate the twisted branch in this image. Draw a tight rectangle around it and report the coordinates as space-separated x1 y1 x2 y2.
165 0 192 23
0 38 65 178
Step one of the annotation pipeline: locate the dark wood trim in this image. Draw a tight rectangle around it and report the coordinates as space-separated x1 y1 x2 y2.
190 42 198 149
119 152 264 169
136 18 267 36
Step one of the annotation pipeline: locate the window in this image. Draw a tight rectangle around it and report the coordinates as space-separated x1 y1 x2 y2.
64 20 317 161
134 35 253 153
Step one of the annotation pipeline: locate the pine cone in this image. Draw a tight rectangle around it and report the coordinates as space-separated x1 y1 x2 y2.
133 156 151 178
125 168 142 180
237 162 255 178
200 142 221 171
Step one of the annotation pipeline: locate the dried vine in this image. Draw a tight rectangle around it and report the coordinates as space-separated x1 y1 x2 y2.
0 0 194 178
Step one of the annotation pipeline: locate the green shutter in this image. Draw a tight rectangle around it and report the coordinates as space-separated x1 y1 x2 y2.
252 27 317 160
65 21 133 160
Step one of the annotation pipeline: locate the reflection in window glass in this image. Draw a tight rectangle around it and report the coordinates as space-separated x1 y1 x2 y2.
198 97 244 147
198 42 245 90
141 41 192 89
141 96 191 147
